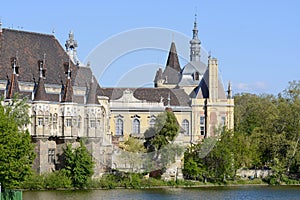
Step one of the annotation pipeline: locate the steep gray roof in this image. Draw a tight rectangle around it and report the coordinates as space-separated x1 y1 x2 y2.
194 69 226 99
98 87 190 107
157 42 181 85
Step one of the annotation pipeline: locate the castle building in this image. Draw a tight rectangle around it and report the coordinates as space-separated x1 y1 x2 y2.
0 18 233 175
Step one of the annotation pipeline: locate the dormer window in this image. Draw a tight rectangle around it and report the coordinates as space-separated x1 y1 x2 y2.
194 72 199 81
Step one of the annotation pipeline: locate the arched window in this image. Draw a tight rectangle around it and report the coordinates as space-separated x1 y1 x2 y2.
116 118 123 136
149 118 156 128
132 118 140 134
182 119 189 135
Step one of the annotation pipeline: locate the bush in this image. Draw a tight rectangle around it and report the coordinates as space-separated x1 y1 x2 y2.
44 171 72 189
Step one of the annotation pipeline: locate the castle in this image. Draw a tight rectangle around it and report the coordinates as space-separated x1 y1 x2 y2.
0 18 234 176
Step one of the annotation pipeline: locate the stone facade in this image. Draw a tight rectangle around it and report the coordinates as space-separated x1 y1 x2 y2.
0 17 234 177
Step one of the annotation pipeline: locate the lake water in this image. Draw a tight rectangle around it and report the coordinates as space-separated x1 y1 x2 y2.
23 185 300 200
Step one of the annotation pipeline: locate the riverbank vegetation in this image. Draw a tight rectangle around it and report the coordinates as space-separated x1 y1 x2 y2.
183 80 300 185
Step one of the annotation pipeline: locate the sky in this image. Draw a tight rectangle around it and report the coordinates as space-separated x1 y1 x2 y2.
1 0 300 95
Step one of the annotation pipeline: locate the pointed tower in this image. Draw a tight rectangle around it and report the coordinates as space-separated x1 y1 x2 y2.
154 42 181 88
86 76 100 104
34 59 47 101
166 42 181 72
6 57 20 99
61 61 73 102
190 15 201 62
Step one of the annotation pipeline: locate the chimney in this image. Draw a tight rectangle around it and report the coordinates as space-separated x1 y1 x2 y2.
208 56 219 100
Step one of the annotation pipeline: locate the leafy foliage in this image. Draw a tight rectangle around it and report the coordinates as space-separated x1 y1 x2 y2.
63 141 94 188
0 95 35 189
184 80 300 184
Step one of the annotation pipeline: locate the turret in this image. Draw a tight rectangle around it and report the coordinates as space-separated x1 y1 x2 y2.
6 57 20 99
189 14 201 62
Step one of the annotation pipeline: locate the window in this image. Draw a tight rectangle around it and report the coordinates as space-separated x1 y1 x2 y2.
90 119 96 128
149 118 156 128
221 116 226 126
116 118 123 136
44 117 49 125
48 148 55 164
182 119 189 135
66 118 72 127
195 72 199 81
200 116 205 125
78 116 81 128
53 114 57 129
200 116 205 135
132 118 140 134
200 127 205 135
38 117 43 126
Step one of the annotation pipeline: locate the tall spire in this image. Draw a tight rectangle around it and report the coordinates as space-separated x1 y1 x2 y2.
86 76 100 105
61 60 73 102
193 14 198 39
34 57 47 101
6 57 20 99
190 14 201 62
166 42 181 72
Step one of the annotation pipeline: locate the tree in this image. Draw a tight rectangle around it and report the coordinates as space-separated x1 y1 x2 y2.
63 141 94 188
0 95 35 188
146 111 179 152
2 94 31 129
143 110 181 173
183 131 235 182
118 136 146 172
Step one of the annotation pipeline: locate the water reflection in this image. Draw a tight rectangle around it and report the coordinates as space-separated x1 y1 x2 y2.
23 186 300 200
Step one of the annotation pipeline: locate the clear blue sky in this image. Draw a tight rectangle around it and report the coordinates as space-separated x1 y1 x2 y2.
1 0 300 95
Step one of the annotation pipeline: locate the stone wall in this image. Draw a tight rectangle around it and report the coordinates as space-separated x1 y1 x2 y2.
236 169 273 179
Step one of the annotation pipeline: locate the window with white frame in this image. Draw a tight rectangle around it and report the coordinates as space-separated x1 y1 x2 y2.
200 116 205 135
53 114 57 129
66 118 72 127
116 118 123 136
90 119 96 128
182 119 189 135
132 118 140 134
38 117 43 126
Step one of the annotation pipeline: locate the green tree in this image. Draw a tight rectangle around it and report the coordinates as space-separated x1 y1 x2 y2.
0 95 35 188
119 136 146 172
147 111 179 151
143 111 181 173
63 141 94 188
2 94 31 129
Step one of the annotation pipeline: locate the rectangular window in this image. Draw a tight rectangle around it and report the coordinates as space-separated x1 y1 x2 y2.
200 116 205 135
90 119 96 128
200 127 205 135
66 119 72 127
38 117 43 126
48 148 55 164
44 117 49 125
200 116 205 125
